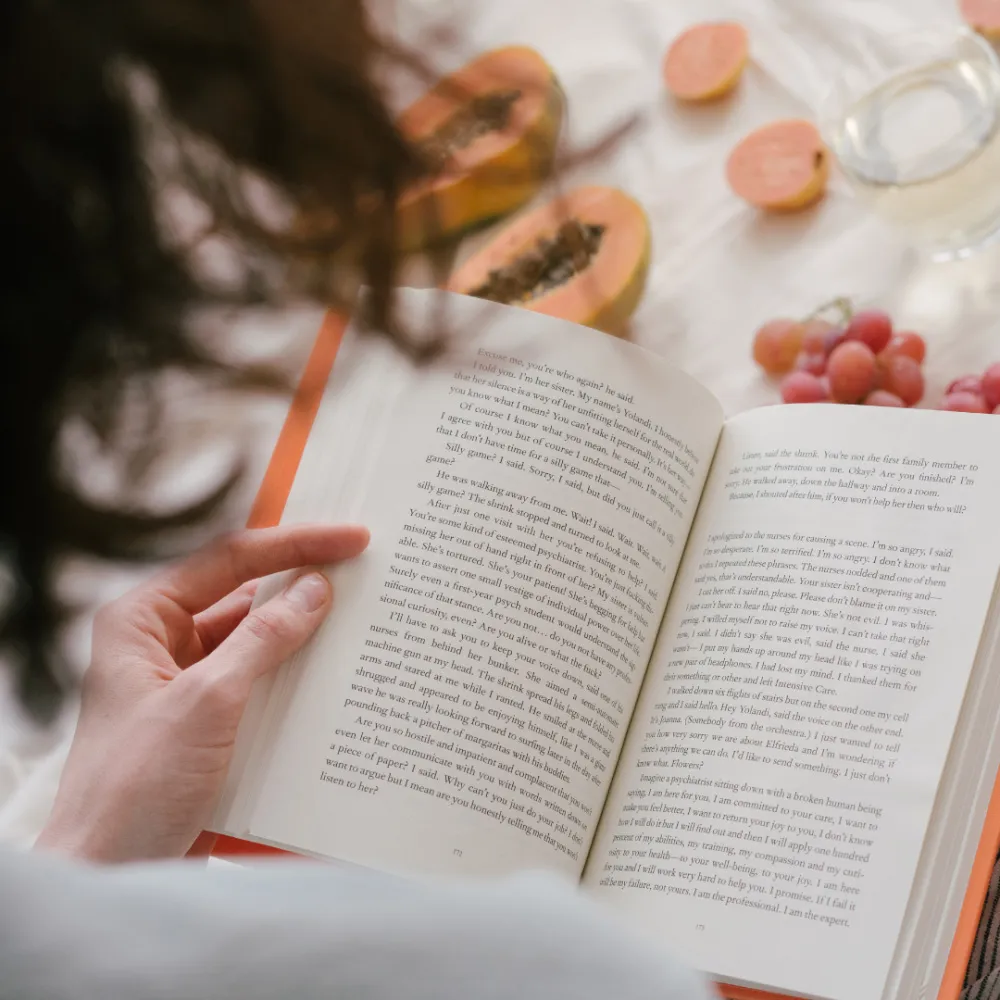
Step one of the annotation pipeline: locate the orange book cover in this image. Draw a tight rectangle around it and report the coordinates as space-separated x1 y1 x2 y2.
208 308 348 862
207 309 1000 1000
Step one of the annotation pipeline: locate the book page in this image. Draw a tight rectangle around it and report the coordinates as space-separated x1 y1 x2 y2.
586 404 1000 1000
235 291 724 878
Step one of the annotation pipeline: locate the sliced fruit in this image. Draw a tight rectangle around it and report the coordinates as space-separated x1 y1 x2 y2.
726 119 829 211
447 186 650 335
396 47 563 252
664 22 749 101
960 0 1000 38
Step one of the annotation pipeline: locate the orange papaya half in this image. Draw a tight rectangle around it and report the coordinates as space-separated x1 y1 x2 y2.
446 186 650 335
396 47 564 253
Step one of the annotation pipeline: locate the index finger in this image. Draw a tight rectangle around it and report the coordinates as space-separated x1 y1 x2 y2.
148 524 370 615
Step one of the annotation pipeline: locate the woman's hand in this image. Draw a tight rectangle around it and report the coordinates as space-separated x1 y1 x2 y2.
36 524 369 863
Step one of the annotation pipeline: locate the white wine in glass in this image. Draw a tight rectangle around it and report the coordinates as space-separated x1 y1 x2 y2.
825 28 1000 261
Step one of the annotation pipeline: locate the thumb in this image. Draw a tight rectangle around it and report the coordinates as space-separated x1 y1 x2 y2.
203 571 333 684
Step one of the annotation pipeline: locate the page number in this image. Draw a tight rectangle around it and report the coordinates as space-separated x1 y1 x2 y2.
695 924 705 932
452 848 463 858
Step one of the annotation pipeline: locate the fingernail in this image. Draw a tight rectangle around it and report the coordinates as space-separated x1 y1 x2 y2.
285 572 330 612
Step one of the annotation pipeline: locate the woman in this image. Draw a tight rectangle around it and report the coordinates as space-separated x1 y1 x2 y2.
1 2 711 998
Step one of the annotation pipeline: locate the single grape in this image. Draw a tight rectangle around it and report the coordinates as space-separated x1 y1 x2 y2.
946 374 983 395
753 318 804 375
882 331 926 364
828 341 876 403
880 355 924 407
781 371 828 404
795 351 827 376
801 319 836 354
844 309 893 354
865 390 905 407
940 392 989 413
821 328 846 356
981 362 1000 410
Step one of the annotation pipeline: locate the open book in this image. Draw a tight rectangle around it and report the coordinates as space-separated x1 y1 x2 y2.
211 289 1000 1000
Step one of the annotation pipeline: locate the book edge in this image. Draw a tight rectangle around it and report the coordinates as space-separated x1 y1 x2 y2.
209 307 349 860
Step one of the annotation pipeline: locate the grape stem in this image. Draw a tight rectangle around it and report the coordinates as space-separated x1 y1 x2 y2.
805 296 853 325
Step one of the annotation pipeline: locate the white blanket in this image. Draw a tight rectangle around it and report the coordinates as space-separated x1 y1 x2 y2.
4 0 999 845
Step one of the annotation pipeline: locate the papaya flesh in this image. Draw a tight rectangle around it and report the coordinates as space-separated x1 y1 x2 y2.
664 22 749 101
960 0 1000 38
396 47 563 252
726 119 829 211
446 186 650 335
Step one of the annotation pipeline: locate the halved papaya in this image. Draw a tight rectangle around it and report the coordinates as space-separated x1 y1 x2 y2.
396 47 564 252
726 119 829 211
960 0 1000 38
664 22 749 101
446 186 650 335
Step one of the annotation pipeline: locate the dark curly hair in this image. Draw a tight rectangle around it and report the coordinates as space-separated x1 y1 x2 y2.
2 0 436 719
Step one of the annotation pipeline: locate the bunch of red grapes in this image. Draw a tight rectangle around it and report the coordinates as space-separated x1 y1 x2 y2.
753 305 926 407
936 364 1000 414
